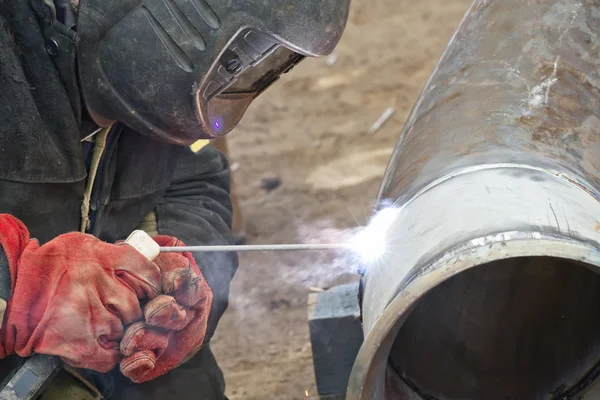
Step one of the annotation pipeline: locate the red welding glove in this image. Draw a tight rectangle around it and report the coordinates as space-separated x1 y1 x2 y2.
119 236 212 383
0 214 162 372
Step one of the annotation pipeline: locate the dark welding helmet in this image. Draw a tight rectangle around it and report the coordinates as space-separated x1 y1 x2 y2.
77 0 351 144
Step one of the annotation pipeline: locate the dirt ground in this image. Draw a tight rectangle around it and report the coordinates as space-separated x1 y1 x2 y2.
210 0 473 398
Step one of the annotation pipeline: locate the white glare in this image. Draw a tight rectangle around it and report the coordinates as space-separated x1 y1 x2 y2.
351 207 400 263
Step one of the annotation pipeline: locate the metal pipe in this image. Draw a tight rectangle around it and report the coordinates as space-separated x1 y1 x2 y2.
347 1 600 399
160 243 350 252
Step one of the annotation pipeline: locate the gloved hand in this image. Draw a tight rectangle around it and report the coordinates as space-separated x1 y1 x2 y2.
119 236 212 383
0 214 162 372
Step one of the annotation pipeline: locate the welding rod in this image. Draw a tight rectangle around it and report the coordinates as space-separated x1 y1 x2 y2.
160 243 351 253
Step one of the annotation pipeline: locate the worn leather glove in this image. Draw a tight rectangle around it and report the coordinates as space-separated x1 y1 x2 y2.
120 236 212 383
0 214 162 372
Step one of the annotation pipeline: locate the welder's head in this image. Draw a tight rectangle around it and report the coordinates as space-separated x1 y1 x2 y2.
77 0 351 145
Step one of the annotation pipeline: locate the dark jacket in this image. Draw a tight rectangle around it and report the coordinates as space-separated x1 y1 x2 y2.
0 0 236 398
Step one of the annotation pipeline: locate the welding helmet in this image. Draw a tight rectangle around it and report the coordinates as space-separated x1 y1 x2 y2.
77 0 351 145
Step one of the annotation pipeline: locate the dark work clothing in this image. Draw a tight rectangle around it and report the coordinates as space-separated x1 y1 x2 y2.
0 0 237 398
108 344 225 399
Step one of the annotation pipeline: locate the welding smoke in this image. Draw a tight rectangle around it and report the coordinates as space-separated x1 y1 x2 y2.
290 205 401 289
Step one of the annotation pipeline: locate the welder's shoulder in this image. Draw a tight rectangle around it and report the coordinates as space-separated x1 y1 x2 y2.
0 8 85 182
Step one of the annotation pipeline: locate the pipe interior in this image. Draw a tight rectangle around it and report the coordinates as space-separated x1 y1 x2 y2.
387 256 600 400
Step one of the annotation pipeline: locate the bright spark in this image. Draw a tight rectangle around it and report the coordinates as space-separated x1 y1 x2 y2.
350 207 400 263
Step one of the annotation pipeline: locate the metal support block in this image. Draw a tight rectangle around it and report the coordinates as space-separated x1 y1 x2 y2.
308 282 363 399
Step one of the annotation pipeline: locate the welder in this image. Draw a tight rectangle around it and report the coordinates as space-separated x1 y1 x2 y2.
0 0 350 398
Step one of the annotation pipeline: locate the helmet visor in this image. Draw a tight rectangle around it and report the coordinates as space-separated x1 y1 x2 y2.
202 44 305 136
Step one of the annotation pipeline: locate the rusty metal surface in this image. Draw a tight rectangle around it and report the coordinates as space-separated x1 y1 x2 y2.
379 0 600 205
349 1 600 399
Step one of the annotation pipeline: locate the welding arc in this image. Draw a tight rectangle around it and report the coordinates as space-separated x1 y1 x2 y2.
160 243 351 253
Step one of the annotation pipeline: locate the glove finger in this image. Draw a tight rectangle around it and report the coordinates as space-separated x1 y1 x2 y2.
60 348 121 373
154 251 190 274
120 321 169 358
104 284 144 326
120 350 157 383
112 244 162 300
144 295 188 331
162 267 206 308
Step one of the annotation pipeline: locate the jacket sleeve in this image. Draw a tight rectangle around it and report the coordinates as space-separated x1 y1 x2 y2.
154 144 238 342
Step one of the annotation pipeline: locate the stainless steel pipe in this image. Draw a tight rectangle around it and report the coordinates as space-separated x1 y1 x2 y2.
348 1 600 399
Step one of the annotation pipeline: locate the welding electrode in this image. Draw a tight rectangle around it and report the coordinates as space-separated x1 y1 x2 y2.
160 243 351 253
124 230 351 261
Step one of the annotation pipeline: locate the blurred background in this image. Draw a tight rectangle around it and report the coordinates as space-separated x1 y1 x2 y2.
210 0 473 398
